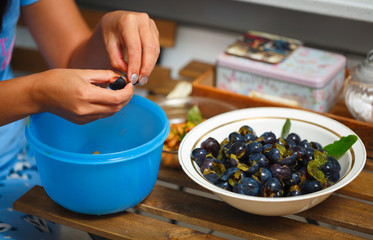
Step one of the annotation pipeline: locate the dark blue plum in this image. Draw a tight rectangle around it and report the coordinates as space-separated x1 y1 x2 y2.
262 143 272 151
191 148 207 167
301 180 323 194
290 146 306 160
200 156 216 172
109 77 127 90
221 167 239 181
285 139 297 148
265 148 281 163
246 141 263 155
269 163 291 179
260 132 277 145
262 177 283 197
288 189 301 196
221 143 233 158
245 162 261 175
259 168 272 183
244 133 258 143
217 181 231 190
279 154 296 166
233 177 259 196
328 156 341 172
249 153 268 168
228 132 245 143
310 141 323 151
305 147 315 161
299 139 311 149
228 141 247 160
284 172 301 187
286 133 301 145
201 137 220 157
239 125 254 136
204 172 220 184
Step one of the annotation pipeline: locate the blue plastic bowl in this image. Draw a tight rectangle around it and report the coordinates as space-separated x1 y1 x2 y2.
25 95 170 215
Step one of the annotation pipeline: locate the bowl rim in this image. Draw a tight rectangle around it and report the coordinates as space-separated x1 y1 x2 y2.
25 95 170 164
179 107 367 203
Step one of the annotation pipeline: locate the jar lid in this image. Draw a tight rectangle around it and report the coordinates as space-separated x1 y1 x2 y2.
355 49 373 84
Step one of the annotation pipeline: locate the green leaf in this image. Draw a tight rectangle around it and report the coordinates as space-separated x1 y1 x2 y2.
324 135 358 159
281 118 291 138
187 105 203 124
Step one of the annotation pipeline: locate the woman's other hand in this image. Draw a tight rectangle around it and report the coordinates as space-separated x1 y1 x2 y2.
99 11 160 85
30 69 133 125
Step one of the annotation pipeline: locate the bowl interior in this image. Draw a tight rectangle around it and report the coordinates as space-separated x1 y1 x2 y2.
179 107 366 203
27 95 169 156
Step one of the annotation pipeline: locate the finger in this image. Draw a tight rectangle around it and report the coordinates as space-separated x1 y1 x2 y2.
138 19 160 86
69 112 116 125
105 34 129 73
120 17 142 85
88 81 134 106
79 69 121 85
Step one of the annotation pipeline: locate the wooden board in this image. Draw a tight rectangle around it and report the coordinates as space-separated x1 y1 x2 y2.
13 185 224 240
14 182 373 240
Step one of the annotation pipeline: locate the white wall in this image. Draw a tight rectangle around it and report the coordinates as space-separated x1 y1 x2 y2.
76 0 373 55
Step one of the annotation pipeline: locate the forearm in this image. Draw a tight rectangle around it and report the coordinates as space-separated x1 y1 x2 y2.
0 75 39 126
67 23 112 70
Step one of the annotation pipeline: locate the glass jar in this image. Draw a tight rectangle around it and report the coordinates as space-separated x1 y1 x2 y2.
344 50 373 123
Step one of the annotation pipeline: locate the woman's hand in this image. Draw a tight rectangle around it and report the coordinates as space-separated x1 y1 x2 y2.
99 11 160 85
23 1 160 85
30 69 133 125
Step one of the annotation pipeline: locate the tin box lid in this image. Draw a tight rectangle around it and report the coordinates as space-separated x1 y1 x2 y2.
217 46 346 88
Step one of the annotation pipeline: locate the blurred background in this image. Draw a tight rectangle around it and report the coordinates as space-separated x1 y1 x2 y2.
15 0 373 79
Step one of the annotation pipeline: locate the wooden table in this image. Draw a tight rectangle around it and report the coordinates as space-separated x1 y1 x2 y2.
13 61 373 240
13 164 373 240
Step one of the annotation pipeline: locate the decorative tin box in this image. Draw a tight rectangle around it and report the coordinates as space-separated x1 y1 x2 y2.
216 46 346 112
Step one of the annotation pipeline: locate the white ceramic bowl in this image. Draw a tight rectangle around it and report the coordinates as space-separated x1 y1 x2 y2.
178 107 366 216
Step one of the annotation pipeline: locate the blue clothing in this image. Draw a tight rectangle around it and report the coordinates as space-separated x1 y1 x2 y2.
1 0 60 239
0 0 36 170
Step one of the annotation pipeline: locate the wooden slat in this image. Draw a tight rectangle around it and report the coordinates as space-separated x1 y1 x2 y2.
13 186 224 240
329 99 354 119
365 158 373 171
297 194 373 235
136 185 362 240
135 66 179 95
178 60 214 79
13 177 372 240
158 165 205 191
336 170 373 202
